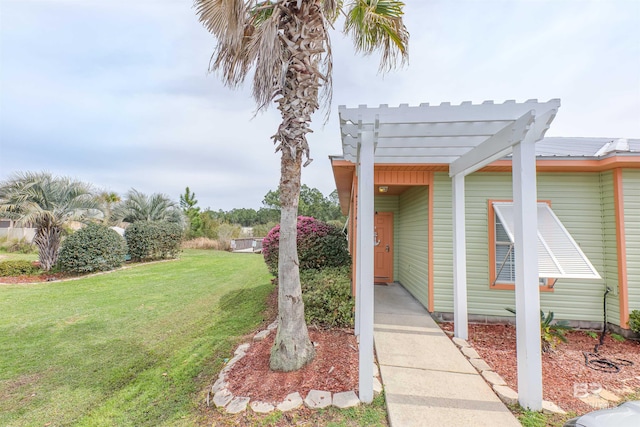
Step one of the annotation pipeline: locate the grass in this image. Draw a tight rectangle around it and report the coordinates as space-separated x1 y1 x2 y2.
511 404 575 427
0 249 274 426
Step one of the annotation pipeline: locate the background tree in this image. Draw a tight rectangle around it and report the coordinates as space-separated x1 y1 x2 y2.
113 189 185 226
195 0 408 371
179 186 203 238
262 185 345 223
0 171 100 270
98 191 121 225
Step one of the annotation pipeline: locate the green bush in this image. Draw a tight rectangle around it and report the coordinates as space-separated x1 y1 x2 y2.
629 310 640 334
58 224 127 273
125 221 183 261
262 216 350 276
300 266 354 328
0 260 40 276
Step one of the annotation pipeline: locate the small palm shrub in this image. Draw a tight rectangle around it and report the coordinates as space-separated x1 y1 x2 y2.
58 224 127 273
125 221 183 261
629 310 640 334
506 308 573 352
0 260 40 276
300 266 354 328
262 216 350 276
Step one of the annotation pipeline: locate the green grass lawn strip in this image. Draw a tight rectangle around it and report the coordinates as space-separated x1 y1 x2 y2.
0 250 272 426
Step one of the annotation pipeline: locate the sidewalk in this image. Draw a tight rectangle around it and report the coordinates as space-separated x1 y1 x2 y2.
374 283 521 427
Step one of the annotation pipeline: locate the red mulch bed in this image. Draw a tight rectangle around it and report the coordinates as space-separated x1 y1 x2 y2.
0 272 69 284
441 322 640 413
226 327 359 404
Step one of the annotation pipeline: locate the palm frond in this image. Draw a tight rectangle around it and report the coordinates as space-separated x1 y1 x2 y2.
344 0 409 72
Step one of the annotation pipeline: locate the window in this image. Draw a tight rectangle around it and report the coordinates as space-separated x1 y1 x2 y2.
488 200 553 290
488 200 601 291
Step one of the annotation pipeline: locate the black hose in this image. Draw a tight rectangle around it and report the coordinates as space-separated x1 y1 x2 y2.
583 287 634 372
594 287 610 353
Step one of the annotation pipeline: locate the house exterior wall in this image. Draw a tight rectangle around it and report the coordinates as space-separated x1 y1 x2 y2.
624 169 640 313
600 170 621 325
374 196 399 279
397 186 429 307
430 171 611 324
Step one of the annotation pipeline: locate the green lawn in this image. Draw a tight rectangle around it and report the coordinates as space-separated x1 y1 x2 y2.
0 250 273 426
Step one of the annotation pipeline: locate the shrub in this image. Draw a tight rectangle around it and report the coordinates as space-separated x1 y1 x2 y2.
300 266 354 328
0 260 40 276
629 310 640 334
262 216 350 276
7 240 36 254
125 221 183 261
506 307 572 352
58 224 127 273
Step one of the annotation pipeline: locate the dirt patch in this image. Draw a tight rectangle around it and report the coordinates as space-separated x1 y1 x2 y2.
441 323 640 413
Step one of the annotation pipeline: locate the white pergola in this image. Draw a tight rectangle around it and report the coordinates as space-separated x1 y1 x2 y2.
339 99 561 410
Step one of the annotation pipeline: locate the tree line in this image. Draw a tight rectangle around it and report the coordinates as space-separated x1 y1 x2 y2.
180 184 345 239
0 171 345 268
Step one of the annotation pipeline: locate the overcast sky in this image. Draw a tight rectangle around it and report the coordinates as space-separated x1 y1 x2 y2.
1 0 638 211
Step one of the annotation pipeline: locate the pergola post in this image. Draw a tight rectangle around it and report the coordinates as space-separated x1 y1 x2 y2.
512 135 543 410
355 174 362 337
357 129 375 403
452 173 468 339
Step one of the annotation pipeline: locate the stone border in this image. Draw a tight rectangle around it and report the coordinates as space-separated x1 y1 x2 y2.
450 335 566 415
207 321 383 414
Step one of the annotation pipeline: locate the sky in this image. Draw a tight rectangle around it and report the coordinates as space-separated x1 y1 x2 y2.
1 0 638 211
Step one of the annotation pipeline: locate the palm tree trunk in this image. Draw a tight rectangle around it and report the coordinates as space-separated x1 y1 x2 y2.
34 225 62 271
270 149 315 371
269 0 325 371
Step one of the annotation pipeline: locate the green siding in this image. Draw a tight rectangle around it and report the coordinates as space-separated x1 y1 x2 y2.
432 171 608 322
397 187 429 307
538 173 606 323
374 196 399 279
600 171 620 326
624 169 640 313
432 172 455 312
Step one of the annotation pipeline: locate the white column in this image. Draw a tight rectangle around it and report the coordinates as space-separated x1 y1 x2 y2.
512 137 543 410
358 130 375 403
452 173 468 339
355 174 362 337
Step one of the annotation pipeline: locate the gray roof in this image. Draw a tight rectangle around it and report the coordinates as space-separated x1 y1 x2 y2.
535 137 640 158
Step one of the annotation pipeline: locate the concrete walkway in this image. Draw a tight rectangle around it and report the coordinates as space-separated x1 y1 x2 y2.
374 283 521 427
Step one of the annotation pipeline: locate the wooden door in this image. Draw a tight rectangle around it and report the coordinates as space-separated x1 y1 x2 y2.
374 212 394 284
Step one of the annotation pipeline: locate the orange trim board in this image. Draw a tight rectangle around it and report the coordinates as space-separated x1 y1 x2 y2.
613 169 629 328
487 199 554 291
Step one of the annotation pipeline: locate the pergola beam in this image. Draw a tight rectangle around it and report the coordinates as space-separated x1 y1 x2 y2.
449 111 534 177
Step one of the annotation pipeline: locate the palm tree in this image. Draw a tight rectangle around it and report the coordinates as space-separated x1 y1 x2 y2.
113 189 185 226
98 191 121 225
195 0 408 371
0 171 100 271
